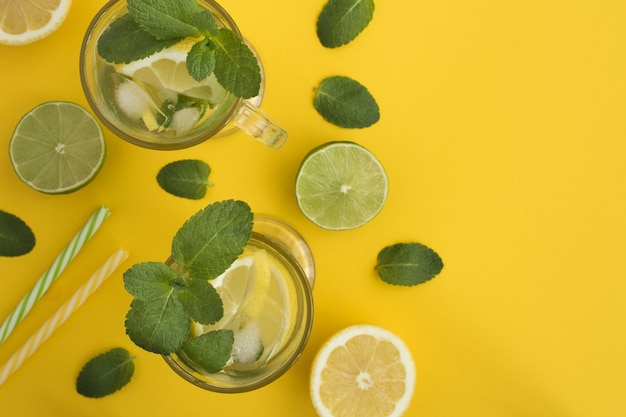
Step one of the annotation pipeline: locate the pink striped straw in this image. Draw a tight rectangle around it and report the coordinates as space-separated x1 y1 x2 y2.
0 248 129 386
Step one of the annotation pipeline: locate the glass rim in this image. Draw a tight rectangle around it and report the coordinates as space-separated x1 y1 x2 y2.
162 230 314 393
79 0 245 150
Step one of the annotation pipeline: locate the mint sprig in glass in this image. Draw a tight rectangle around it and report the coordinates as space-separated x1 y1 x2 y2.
80 0 287 150
121 200 315 392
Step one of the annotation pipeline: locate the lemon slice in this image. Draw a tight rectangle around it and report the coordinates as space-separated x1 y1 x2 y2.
295 141 388 230
116 42 227 104
0 0 71 45
9 102 105 194
310 325 416 417
193 250 272 336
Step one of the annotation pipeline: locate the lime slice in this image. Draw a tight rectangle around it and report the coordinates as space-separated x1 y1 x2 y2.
9 102 105 194
295 141 388 230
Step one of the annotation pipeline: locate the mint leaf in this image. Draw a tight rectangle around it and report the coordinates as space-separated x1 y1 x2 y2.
97 13 179 64
212 28 262 99
317 0 375 48
127 0 201 40
186 40 216 82
192 10 219 36
181 330 234 373
375 243 444 286
314 76 380 128
123 262 177 300
0 210 35 257
76 348 135 398
171 200 253 280
177 278 223 325
157 159 213 200
125 296 189 354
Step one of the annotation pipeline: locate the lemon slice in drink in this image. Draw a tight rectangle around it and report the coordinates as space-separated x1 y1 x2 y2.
192 249 292 369
9 102 105 194
116 41 227 104
295 141 388 230
0 0 71 45
193 249 272 336
310 325 416 417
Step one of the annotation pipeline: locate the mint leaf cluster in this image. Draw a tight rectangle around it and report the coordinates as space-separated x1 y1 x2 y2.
97 0 261 99
313 2 379 128
122 200 253 373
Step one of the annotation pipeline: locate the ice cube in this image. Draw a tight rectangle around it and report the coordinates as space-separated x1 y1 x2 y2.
114 80 155 119
170 107 201 135
231 321 264 365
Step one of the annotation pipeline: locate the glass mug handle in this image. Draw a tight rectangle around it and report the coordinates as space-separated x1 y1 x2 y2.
233 100 288 149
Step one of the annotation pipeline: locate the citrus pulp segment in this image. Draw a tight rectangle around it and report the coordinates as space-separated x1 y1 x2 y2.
116 43 227 104
295 141 388 230
310 325 416 417
0 0 71 45
9 102 105 194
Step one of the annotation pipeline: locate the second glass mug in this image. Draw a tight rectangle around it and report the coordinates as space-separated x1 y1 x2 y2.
164 215 315 392
80 0 287 150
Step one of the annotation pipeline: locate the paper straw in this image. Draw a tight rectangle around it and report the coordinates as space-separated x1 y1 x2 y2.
0 206 111 345
0 248 129 387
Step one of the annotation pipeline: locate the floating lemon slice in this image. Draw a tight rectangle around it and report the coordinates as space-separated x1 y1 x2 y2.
116 41 227 104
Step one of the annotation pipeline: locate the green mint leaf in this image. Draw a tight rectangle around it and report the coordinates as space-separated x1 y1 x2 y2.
97 13 179 64
375 243 444 286
181 330 234 373
157 159 213 200
212 28 261 99
314 76 380 128
0 210 35 257
127 0 201 40
76 348 135 398
171 200 253 280
176 278 223 325
125 296 190 354
123 262 177 301
192 10 219 36
317 0 375 48
186 40 216 82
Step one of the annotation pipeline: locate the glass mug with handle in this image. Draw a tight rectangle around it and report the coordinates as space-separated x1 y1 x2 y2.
80 0 287 150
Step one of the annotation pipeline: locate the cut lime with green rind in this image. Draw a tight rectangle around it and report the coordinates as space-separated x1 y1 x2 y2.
295 141 388 230
9 102 105 194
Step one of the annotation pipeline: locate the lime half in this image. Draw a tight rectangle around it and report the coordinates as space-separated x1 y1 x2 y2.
295 141 388 230
9 102 105 194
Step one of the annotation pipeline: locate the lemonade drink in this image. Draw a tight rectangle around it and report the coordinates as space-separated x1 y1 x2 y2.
164 230 314 392
94 40 236 143
80 0 285 149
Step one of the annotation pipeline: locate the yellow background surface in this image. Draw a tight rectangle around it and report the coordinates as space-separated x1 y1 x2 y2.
1 0 625 415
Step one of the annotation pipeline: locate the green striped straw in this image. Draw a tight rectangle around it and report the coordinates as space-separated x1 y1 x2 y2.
0 205 111 345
